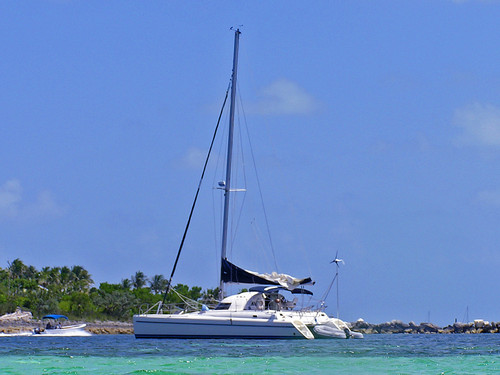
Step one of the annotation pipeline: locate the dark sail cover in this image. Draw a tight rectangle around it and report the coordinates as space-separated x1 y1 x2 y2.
221 258 313 290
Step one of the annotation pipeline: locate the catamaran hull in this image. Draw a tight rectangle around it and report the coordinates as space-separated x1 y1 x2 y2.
133 314 303 339
133 311 361 339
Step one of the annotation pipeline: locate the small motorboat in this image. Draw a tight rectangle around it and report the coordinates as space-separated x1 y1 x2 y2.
33 314 90 336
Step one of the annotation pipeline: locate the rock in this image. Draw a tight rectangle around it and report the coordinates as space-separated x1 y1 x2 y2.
474 319 490 329
0 308 33 322
85 321 133 334
347 319 500 335
419 322 439 333
379 320 409 333
451 322 472 333
350 319 372 330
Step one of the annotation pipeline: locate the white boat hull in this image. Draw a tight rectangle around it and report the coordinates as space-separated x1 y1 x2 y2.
33 324 90 336
134 314 301 339
133 310 358 339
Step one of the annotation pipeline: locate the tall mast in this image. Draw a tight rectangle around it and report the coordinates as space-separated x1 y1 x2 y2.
220 29 240 297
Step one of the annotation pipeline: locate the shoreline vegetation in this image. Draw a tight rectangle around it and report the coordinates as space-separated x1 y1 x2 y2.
0 259 217 322
1 259 498 335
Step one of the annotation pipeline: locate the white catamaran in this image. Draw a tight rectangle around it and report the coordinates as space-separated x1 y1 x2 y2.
133 29 362 340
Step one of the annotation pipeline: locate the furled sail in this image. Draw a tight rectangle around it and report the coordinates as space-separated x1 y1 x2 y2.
221 258 313 290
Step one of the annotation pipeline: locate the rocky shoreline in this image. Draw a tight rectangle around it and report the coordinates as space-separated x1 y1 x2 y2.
84 321 133 334
349 319 500 334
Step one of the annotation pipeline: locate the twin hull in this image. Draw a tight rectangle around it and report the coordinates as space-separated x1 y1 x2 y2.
133 310 330 339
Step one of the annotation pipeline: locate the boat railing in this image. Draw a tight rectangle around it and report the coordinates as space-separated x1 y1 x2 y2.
290 303 326 318
138 302 183 315
138 301 219 315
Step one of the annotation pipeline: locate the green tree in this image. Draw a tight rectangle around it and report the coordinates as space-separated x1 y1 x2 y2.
38 266 51 289
98 282 123 294
70 265 93 293
200 287 220 304
94 290 137 319
26 265 37 279
60 292 95 317
121 278 132 290
8 258 27 279
59 266 72 292
32 293 59 316
47 267 61 288
131 271 148 289
149 274 167 294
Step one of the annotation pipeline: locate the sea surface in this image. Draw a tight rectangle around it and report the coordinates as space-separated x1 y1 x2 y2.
0 334 499 374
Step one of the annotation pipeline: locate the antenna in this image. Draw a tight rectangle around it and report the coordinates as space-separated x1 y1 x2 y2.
330 251 344 318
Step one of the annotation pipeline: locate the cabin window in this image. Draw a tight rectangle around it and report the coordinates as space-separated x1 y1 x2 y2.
214 303 231 310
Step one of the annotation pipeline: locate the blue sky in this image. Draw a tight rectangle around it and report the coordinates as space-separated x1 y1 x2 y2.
1 1 500 325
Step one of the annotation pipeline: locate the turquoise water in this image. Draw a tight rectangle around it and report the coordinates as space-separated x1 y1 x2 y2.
0 334 499 374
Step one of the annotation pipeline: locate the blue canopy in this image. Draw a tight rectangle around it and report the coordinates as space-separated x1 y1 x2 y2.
42 314 68 320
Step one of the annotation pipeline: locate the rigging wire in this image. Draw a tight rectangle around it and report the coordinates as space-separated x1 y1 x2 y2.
320 273 338 305
229 105 248 257
238 86 279 272
162 85 230 305
249 97 313 281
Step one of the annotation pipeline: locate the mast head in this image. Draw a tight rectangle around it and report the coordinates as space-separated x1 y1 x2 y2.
230 26 243 34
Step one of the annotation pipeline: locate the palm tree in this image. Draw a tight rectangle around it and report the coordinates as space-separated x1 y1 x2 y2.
26 265 38 279
8 258 27 279
121 278 132 290
59 266 72 292
38 266 51 289
47 267 61 289
131 271 148 289
201 287 220 304
70 265 93 292
149 274 167 294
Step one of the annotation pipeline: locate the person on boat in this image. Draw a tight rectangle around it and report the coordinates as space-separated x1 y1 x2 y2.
268 295 284 311
263 294 270 309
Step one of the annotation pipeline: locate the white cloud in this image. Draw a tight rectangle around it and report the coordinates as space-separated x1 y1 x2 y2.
453 103 500 147
477 190 500 207
29 190 66 217
0 179 65 220
248 79 319 115
0 179 22 217
181 147 207 169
